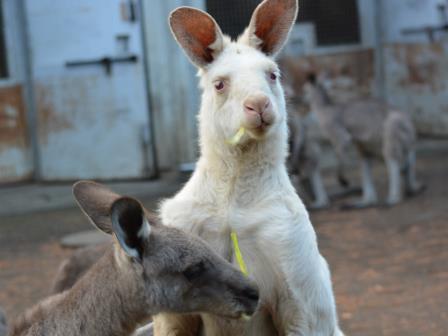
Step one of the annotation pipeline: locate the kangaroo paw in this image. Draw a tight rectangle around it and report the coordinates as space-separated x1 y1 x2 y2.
340 199 378 211
308 201 330 211
406 183 427 198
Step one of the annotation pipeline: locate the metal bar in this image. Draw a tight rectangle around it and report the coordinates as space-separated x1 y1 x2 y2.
138 0 159 178
65 55 138 67
17 0 41 181
374 0 386 101
402 24 448 35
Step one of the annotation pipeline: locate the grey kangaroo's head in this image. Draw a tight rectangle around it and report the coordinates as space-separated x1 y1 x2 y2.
73 181 259 319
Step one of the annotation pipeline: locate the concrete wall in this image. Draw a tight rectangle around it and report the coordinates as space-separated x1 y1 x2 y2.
281 0 377 114
381 0 448 136
141 0 204 170
284 0 448 137
382 0 446 43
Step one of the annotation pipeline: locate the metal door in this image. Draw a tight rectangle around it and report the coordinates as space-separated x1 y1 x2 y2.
0 0 33 183
26 0 153 180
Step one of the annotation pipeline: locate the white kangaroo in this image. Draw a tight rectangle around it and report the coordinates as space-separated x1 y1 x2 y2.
8 182 259 336
153 1 343 335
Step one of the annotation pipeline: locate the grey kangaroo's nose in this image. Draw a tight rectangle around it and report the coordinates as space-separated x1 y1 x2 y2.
242 286 259 303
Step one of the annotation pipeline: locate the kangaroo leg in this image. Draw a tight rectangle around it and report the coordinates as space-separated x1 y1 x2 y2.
309 170 330 210
0 307 7 336
404 150 426 197
385 158 402 206
153 313 201 336
341 157 378 209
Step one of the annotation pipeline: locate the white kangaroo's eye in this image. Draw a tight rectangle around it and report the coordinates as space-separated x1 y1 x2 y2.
270 72 277 81
214 80 225 92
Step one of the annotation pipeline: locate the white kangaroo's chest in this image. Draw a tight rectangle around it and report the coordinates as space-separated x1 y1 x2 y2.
160 184 309 335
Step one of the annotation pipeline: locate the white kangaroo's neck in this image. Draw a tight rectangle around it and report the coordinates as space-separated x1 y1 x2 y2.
197 124 290 199
203 130 286 173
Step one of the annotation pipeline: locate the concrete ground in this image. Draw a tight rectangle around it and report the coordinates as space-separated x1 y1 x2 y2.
0 141 447 335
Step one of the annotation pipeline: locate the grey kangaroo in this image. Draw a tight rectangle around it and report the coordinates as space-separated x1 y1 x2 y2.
8 181 259 336
289 109 330 208
303 74 424 208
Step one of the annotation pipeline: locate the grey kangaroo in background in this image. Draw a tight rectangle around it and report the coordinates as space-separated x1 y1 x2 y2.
288 108 330 209
0 307 7 336
8 181 259 336
303 74 425 208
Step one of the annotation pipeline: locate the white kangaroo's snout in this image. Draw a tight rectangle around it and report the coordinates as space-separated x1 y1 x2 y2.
243 93 275 132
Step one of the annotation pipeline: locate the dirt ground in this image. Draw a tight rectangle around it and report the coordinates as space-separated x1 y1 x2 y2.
0 146 447 335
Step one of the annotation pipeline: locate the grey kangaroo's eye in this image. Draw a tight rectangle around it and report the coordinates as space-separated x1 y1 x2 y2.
183 261 206 281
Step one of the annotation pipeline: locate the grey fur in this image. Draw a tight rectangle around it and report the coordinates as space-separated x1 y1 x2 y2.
303 79 424 207
51 243 109 294
288 110 330 208
0 307 7 336
9 181 259 336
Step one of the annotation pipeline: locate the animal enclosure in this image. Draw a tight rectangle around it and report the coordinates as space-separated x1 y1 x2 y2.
0 1 448 336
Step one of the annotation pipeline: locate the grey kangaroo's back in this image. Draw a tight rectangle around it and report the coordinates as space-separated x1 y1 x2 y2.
9 248 139 336
52 243 109 294
339 98 415 158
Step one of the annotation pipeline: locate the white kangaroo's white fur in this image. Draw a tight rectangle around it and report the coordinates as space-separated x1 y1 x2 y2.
154 1 343 335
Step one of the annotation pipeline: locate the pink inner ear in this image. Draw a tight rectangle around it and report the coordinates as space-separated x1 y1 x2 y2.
171 9 217 64
254 0 296 55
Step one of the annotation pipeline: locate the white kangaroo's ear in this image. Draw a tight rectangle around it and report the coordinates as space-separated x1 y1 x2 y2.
110 197 151 262
73 181 121 234
169 6 224 68
240 0 298 57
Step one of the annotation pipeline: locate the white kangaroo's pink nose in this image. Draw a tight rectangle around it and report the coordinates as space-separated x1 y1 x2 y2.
243 94 274 130
244 94 270 116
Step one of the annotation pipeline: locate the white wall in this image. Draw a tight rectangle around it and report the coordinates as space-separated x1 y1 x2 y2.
382 0 447 43
141 0 204 169
381 0 448 136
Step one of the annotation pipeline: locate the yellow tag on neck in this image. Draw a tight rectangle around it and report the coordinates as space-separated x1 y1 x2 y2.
226 127 246 146
230 230 248 276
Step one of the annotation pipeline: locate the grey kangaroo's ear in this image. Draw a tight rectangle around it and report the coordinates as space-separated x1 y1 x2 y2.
169 6 224 68
110 197 152 261
240 0 298 57
73 181 121 234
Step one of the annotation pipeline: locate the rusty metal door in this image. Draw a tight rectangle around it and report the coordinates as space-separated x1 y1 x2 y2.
0 0 33 183
25 0 154 180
